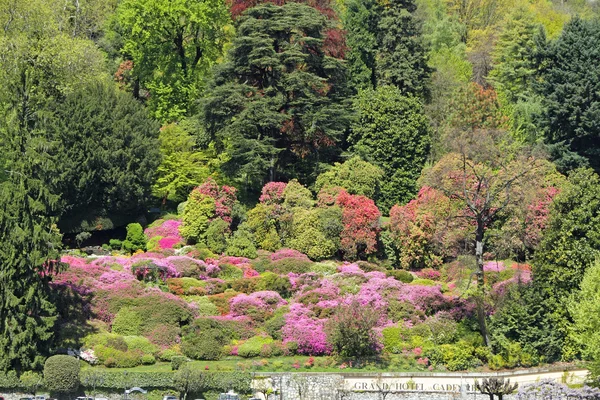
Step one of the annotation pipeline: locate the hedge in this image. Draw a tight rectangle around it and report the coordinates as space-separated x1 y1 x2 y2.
79 370 175 389
44 355 80 393
0 370 20 389
78 370 251 393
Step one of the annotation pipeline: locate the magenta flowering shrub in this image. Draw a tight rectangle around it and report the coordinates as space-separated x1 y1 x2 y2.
145 219 182 240
282 303 331 355
259 182 287 205
483 261 505 272
195 178 238 224
218 256 250 266
271 248 310 262
158 237 181 249
416 268 442 280
397 285 449 313
229 291 287 320
337 263 364 275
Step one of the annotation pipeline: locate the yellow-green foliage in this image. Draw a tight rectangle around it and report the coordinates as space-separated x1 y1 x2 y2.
180 191 216 243
238 336 274 358
112 307 143 336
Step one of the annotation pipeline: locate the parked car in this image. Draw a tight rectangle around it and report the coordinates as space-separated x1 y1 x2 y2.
162 396 178 400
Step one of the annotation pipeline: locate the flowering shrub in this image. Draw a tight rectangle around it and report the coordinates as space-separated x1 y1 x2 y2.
282 304 331 355
145 219 182 240
79 348 98 365
230 291 287 321
483 261 505 272
271 248 310 262
259 182 287 205
195 177 238 224
416 268 442 280
336 190 381 260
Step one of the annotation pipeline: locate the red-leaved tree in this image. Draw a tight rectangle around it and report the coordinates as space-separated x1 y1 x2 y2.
336 190 381 260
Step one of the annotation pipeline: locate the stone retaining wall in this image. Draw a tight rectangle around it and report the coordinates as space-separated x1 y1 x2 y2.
0 367 589 400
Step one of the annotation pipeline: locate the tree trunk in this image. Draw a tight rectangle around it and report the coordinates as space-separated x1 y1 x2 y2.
475 220 490 346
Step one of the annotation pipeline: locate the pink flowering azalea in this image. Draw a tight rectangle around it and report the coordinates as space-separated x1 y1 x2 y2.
416 268 442 280
337 263 364 275
483 261 505 272
259 182 287 205
158 236 181 250
145 219 182 240
271 248 310 262
229 291 287 317
282 304 331 355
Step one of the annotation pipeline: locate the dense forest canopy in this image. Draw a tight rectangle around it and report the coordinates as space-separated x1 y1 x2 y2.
1 0 600 389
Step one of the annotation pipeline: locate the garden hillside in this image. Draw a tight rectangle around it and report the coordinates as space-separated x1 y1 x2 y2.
2 0 600 391
45 168 600 376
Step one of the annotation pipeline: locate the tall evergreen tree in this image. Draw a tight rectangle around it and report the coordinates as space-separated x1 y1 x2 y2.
376 0 432 99
537 17 600 173
0 60 62 374
203 2 352 193
343 0 382 91
42 81 161 232
349 86 431 213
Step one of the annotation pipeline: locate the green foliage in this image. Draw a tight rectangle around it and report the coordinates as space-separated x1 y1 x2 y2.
537 17 600 172
489 11 541 105
315 156 384 202
489 283 565 363
124 335 159 355
180 318 237 360
271 258 313 274
180 191 216 243
225 226 258 258
153 123 219 202
0 370 20 389
203 2 351 189
171 356 188 371
343 0 381 90
0 57 63 370
122 223 147 253
43 355 80 393
326 301 381 359
257 272 292 298
113 0 231 121
350 86 431 212
245 204 281 252
283 180 314 210
386 270 414 283
19 371 43 395
112 307 143 336
376 0 432 98
79 370 175 389
569 259 600 363
425 341 484 371
42 80 161 233
534 168 600 301
206 218 230 254
238 335 274 358
286 208 339 260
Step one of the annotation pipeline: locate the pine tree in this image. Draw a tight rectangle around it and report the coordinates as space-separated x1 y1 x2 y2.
537 17 600 173
343 0 382 91
0 73 62 373
203 2 352 192
376 0 432 99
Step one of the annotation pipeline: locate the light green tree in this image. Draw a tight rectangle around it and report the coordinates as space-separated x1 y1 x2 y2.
569 259 600 363
114 0 231 121
153 123 224 203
